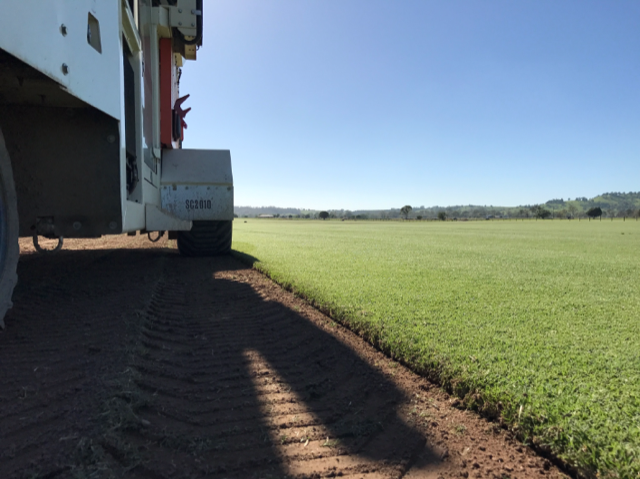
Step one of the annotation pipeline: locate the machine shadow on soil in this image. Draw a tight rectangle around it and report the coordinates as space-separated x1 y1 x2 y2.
0 245 435 478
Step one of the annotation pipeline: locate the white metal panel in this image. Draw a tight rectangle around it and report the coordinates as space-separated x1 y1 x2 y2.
0 0 122 120
122 200 146 232
161 149 233 185
160 148 233 221
145 204 192 231
161 184 233 221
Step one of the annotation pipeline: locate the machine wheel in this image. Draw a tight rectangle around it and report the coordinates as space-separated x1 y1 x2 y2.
177 221 232 257
0 129 20 329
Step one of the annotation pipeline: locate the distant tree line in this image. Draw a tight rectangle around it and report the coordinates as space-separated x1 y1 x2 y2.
235 191 640 221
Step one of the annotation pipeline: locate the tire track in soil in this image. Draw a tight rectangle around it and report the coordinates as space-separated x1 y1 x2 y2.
0 237 569 479
0 246 166 478
118 254 428 478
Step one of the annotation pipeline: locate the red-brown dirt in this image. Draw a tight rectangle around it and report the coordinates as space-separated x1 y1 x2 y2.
0 235 570 478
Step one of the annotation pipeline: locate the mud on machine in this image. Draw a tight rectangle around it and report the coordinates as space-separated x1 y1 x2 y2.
0 0 234 326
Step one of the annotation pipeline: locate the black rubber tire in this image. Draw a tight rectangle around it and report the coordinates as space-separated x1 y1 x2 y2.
177 220 232 257
0 129 19 329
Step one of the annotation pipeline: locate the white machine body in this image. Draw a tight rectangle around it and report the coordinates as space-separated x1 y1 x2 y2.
161 150 234 221
0 0 233 238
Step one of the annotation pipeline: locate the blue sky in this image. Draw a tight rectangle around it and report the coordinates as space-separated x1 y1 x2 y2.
181 1 639 210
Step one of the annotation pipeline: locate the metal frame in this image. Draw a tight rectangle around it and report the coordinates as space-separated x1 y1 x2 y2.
0 0 231 238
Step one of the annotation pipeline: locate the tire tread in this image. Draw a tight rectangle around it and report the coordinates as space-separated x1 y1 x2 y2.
177 221 232 257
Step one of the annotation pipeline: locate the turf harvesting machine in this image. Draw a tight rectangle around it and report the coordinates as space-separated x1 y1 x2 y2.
0 0 234 326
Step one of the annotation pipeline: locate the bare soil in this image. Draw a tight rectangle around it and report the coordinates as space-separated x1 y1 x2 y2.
0 235 570 479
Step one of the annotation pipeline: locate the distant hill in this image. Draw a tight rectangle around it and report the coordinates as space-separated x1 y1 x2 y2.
575 192 640 212
235 191 640 219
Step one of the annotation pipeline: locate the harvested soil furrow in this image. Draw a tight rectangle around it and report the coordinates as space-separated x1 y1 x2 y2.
0 236 570 479
0 243 166 478
91 252 430 478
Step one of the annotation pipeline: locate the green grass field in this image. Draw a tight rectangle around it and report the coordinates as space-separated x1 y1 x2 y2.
232 219 640 477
